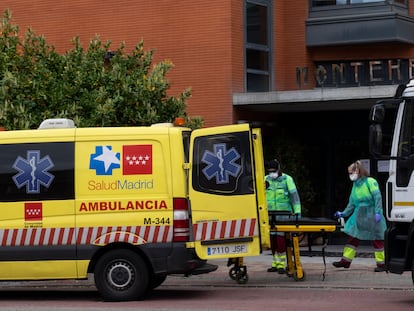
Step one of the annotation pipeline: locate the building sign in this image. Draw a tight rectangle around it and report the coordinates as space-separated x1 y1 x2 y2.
296 59 414 88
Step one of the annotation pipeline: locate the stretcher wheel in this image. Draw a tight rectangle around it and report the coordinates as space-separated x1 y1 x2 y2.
235 271 249 284
293 271 305 281
229 267 237 280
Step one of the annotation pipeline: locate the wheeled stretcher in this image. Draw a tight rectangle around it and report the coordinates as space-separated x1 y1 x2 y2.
272 215 338 281
227 212 339 283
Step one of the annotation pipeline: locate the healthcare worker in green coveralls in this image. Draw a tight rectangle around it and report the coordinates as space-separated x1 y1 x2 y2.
333 160 387 272
265 159 301 274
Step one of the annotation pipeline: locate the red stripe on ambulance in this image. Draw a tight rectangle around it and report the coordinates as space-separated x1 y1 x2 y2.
193 218 258 241
230 220 236 238
220 222 226 239
0 225 172 247
238 219 246 237
210 221 217 240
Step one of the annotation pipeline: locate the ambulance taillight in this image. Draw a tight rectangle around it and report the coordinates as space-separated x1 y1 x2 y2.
173 198 190 242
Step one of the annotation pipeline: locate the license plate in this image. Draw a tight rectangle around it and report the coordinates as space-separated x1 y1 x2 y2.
207 244 248 256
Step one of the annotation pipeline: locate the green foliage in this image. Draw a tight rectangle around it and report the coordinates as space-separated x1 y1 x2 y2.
0 9 201 129
185 115 204 129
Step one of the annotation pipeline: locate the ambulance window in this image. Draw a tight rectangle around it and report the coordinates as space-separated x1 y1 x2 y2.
0 142 75 201
192 131 253 195
182 131 191 162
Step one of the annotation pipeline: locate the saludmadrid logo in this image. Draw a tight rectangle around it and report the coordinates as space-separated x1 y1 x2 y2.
88 179 154 191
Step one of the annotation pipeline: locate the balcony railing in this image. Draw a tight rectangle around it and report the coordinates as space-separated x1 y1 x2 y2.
306 0 414 46
310 0 406 8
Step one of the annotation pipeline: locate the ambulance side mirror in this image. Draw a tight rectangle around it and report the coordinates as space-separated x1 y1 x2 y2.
369 123 382 158
369 104 385 158
369 104 385 123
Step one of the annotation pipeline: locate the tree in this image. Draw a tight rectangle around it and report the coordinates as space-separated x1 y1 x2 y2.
0 9 202 129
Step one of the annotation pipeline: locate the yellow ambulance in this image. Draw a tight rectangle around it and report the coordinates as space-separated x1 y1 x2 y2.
0 118 268 301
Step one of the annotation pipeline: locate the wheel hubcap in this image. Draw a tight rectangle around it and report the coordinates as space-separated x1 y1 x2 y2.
107 262 134 289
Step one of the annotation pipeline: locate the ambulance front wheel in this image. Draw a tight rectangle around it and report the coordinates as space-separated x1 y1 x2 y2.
94 249 149 301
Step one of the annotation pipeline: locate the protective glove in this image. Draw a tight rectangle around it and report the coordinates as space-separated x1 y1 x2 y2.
375 213 382 223
292 213 301 219
334 211 343 218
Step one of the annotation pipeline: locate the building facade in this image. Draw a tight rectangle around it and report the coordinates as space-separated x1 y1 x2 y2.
2 1 412 215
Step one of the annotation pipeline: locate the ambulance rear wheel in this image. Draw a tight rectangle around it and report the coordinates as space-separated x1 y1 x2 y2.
94 249 149 301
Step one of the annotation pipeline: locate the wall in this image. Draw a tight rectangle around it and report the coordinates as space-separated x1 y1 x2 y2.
0 1 244 127
273 0 313 90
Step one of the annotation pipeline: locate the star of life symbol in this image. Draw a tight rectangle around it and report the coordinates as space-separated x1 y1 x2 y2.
12 150 55 194
201 143 241 184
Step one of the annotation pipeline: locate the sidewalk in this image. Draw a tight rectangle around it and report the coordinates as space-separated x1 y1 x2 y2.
161 245 414 291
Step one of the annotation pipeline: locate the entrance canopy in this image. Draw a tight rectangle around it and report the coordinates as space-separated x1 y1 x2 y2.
233 85 396 113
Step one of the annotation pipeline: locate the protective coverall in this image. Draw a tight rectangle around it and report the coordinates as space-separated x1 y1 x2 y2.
266 173 301 273
338 176 387 268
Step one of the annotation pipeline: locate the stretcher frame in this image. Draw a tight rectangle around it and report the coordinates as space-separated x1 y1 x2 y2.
272 216 338 281
227 213 339 283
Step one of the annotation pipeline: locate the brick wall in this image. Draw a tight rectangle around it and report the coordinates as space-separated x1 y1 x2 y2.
273 0 311 90
0 1 243 127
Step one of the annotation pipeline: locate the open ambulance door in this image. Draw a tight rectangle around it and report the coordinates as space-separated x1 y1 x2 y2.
188 124 265 260
252 128 270 249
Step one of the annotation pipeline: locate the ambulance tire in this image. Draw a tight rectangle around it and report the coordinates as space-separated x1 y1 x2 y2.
148 274 167 290
94 249 149 301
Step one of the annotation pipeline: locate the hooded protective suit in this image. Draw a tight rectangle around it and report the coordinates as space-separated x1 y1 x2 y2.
342 176 386 240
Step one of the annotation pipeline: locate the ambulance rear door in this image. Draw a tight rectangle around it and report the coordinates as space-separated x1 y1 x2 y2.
252 128 270 249
189 124 263 260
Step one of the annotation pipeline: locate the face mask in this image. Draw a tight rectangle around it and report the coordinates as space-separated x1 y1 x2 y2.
349 172 358 181
269 172 279 179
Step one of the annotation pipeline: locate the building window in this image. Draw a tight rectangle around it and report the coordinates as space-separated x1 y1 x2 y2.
245 0 272 92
